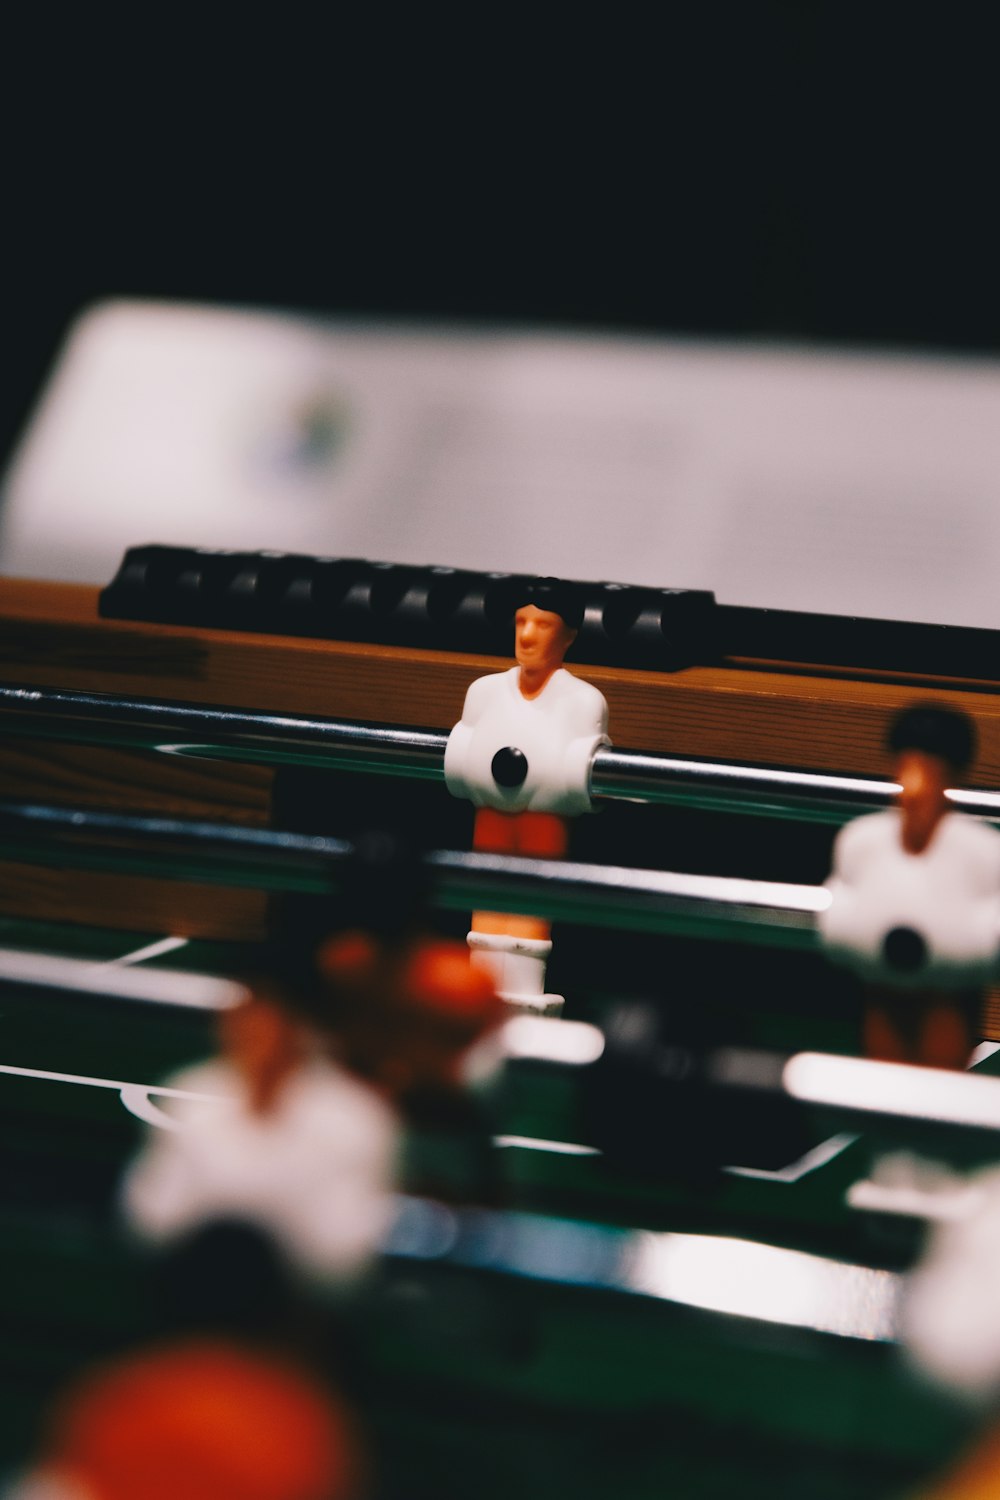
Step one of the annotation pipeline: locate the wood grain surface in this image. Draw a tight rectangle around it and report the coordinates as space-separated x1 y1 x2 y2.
7 579 1000 781
0 740 273 822
0 861 268 941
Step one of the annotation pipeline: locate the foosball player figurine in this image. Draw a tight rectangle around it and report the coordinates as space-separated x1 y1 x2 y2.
121 958 401 1289
122 836 506 1274
444 577 610 1013
820 704 1000 1069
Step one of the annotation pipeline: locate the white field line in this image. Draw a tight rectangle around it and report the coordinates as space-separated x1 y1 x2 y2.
93 936 190 969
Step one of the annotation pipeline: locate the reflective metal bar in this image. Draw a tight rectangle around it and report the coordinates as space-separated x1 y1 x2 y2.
0 946 246 1012
0 799 823 942
0 684 448 778
3 940 999 1208
384 1196 899 1342
3 939 998 1163
515 1021 1000 1161
6 681 1000 822
590 749 902 824
713 1048 1000 1141
429 849 824 942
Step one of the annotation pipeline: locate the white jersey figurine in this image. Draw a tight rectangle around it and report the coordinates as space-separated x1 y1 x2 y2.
122 933 505 1287
122 994 399 1287
445 578 609 1013
820 704 1000 1069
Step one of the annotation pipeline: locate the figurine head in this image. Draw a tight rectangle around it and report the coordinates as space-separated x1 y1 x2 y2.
317 932 503 1100
512 578 583 687
35 1340 359 1500
886 705 975 854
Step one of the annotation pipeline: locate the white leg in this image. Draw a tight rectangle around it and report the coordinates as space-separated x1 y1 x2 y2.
467 932 563 1015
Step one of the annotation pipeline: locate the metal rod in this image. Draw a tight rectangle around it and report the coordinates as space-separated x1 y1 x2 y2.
383 1195 898 1341
589 749 904 824
0 946 246 1012
512 1016 1000 1158
0 799 823 942
3 938 996 1176
6 682 1000 823
0 685 448 777
711 1046 1000 1153
4 942 997 1158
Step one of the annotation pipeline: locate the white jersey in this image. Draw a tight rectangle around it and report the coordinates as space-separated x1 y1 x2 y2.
121 1056 399 1284
820 808 1000 985
444 666 609 816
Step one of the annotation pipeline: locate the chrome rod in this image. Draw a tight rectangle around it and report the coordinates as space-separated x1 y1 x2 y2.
1 940 996 1160
514 1020 1000 1144
0 684 447 776
0 946 246 1012
0 799 822 942
429 849 824 940
5 682 1000 823
382 1197 900 1342
589 749 901 822
708 1047 1000 1147
515 1020 1000 1169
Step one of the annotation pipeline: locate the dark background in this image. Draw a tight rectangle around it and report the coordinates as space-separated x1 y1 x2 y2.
5 7 998 471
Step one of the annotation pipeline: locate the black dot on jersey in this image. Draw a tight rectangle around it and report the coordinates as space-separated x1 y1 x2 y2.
492 746 528 788
882 925 928 975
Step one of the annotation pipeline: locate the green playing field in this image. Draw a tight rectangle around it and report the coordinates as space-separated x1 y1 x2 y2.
0 912 990 1498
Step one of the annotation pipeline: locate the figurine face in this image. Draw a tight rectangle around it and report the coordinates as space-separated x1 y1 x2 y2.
895 749 951 855
514 605 576 681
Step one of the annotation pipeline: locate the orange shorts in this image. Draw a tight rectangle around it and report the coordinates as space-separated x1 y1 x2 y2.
473 808 568 859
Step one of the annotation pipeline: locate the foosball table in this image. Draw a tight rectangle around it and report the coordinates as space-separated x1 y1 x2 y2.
6 549 1000 1497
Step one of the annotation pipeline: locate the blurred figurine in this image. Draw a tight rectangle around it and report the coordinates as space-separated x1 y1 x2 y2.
6 1339 362 1500
123 834 505 1277
820 704 1000 1069
904 1163 1000 1403
121 982 400 1288
317 927 505 1107
317 924 506 1203
445 578 610 1011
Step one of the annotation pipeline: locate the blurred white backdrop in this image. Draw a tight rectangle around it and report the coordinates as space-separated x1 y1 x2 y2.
5 299 999 629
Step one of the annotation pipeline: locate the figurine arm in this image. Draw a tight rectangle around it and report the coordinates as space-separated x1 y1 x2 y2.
824 816 870 892
444 675 492 803
971 823 1000 945
121 1116 212 1241
973 822 1000 895
817 816 878 957
559 682 610 812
